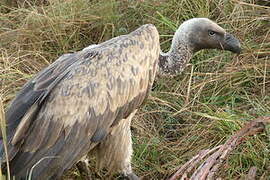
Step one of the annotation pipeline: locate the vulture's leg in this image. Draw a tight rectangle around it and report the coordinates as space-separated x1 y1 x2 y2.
76 155 92 180
96 111 139 180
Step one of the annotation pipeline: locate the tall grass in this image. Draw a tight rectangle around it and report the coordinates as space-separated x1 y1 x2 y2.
0 0 269 179
0 96 10 180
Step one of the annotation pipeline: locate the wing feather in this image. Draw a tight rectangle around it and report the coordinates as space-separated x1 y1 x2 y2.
3 53 77 143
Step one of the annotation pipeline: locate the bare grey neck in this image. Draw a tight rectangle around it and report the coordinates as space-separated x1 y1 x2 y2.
158 40 193 75
158 19 205 75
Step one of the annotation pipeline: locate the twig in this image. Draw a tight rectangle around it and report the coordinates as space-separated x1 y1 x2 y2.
168 146 221 180
245 166 257 180
168 116 270 180
185 65 193 105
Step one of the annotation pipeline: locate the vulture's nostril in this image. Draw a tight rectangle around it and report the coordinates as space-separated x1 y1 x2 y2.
226 35 231 40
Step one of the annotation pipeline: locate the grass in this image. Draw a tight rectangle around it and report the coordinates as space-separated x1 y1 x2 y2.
0 96 10 180
0 0 270 179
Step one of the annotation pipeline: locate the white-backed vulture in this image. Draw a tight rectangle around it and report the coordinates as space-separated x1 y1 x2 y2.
0 18 241 179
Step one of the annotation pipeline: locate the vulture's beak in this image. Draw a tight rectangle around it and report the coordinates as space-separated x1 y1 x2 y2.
223 33 241 54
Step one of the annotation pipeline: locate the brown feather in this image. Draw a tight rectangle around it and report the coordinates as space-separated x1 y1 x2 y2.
11 103 39 145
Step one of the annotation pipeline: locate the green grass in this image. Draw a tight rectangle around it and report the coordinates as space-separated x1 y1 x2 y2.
0 0 270 179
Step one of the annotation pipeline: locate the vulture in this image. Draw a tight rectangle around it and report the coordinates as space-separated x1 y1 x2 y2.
0 18 241 180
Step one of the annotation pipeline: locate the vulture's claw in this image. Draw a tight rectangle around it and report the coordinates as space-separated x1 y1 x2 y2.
120 173 140 180
76 160 92 180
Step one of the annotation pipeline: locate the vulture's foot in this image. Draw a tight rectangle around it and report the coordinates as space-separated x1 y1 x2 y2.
120 172 140 180
76 159 92 180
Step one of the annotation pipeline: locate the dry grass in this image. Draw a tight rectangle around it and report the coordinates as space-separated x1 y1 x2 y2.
0 0 269 179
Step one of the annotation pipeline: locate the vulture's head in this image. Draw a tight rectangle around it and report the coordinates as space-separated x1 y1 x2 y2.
172 18 241 54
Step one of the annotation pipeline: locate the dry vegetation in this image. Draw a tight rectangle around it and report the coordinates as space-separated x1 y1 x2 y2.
0 0 269 179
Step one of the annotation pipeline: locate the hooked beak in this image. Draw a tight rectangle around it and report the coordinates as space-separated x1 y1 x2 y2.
223 33 241 54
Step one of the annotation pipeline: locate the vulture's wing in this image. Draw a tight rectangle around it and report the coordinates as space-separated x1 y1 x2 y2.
2 24 160 179
0 53 79 161
3 53 77 141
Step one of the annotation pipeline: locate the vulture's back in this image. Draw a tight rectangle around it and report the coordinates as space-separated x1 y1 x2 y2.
1 24 160 179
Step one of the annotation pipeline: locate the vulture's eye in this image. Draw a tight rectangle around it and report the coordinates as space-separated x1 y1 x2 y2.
208 30 216 36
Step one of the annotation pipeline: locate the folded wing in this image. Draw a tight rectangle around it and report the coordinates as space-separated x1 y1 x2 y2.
1 24 160 179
